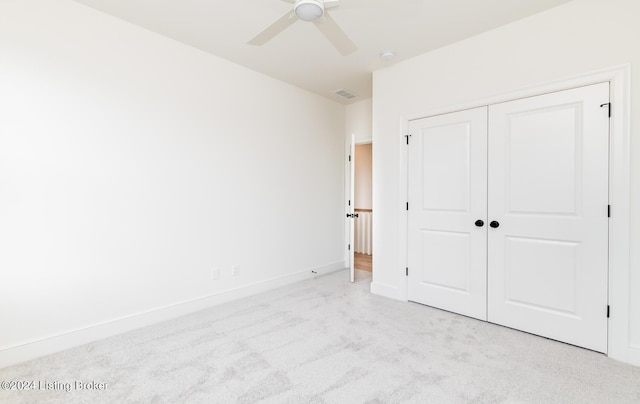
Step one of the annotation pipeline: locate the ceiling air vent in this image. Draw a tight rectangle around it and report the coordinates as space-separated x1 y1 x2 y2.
333 89 357 100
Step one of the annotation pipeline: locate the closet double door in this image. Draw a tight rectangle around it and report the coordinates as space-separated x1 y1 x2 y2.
407 83 610 353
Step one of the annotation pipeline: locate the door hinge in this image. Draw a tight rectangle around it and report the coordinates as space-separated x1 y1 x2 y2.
348 155 351 162
607 305 610 318
348 244 350 251
608 205 611 218
404 134 410 145
600 102 611 118
348 199 351 206
406 202 409 211
406 267 408 276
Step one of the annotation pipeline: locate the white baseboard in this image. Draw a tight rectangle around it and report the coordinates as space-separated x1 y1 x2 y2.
0 261 345 369
370 281 405 301
628 344 640 367
610 344 640 368
313 260 347 276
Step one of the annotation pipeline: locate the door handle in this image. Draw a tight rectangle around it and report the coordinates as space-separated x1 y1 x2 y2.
489 220 500 228
475 220 484 227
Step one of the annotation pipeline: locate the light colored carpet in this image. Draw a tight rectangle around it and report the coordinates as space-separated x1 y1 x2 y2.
1 269 639 404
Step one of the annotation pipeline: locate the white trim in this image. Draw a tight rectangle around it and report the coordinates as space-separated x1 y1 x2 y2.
350 134 356 283
399 64 633 365
313 260 347 277
606 63 632 364
398 116 410 300
630 346 640 365
370 281 405 301
344 134 354 273
351 137 373 285
0 260 345 368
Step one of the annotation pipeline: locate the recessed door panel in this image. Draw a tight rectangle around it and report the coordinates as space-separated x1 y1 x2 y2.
408 107 488 321
421 123 470 212
505 236 579 315
507 106 581 215
420 230 470 293
488 82 609 353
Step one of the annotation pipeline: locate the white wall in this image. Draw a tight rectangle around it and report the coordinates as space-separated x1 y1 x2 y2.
355 144 372 210
346 98 373 144
346 98 373 210
372 0 639 366
0 0 345 367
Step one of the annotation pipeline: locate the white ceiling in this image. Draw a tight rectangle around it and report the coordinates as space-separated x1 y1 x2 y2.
72 0 572 104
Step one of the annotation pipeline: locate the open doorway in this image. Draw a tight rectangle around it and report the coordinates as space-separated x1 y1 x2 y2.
353 142 372 273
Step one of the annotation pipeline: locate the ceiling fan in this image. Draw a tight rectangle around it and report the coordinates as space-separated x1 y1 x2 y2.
248 0 357 56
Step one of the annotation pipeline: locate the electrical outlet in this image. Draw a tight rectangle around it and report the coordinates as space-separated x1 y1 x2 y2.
210 268 220 280
232 265 240 277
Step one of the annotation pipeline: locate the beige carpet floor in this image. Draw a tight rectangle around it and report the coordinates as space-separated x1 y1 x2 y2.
1 269 639 403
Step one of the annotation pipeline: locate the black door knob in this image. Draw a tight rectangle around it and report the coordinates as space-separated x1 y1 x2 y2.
475 220 484 227
489 220 500 228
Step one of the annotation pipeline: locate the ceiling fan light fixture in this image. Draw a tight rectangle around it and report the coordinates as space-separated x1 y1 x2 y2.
295 0 324 22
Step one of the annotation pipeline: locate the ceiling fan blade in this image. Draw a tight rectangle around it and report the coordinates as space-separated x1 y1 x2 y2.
313 11 357 56
247 10 298 46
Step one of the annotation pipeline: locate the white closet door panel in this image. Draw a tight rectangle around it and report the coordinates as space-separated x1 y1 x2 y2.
487 83 609 353
408 107 488 321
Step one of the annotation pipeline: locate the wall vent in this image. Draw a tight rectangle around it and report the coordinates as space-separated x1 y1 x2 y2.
333 89 357 100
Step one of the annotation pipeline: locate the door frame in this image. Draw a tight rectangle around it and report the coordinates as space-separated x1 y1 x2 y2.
398 64 631 363
345 135 373 282
349 135 356 282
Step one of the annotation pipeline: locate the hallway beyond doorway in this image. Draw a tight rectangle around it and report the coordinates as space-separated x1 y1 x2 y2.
354 252 372 272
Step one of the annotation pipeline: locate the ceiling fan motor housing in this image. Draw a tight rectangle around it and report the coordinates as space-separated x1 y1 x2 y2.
295 0 324 21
